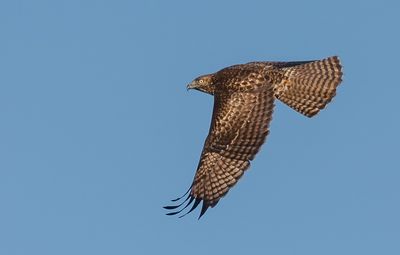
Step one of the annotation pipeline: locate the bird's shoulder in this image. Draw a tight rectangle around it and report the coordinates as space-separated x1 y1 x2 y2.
213 62 275 93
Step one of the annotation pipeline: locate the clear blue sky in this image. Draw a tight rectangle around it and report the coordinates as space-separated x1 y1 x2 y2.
1 0 399 254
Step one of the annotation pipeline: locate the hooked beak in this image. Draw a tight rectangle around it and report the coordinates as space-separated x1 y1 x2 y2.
186 82 197 91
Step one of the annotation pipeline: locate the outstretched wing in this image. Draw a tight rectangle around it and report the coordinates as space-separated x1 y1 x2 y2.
165 83 274 218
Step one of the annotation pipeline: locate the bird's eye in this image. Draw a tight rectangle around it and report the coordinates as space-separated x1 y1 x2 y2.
199 79 204 84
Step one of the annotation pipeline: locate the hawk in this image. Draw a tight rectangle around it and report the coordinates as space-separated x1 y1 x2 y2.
165 56 343 219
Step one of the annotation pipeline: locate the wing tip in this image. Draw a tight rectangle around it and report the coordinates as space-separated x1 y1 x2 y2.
164 193 210 219
198 202 210 220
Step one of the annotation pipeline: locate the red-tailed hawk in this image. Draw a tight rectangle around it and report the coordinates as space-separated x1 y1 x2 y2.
164 56 343 218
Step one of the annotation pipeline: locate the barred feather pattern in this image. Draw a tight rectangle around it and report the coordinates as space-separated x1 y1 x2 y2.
165 56 343 219
165 81 274 218
273 56 343 117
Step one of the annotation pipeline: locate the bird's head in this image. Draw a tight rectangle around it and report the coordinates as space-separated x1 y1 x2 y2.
187 74 215 95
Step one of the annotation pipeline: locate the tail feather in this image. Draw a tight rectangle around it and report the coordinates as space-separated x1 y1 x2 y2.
274 56 343 117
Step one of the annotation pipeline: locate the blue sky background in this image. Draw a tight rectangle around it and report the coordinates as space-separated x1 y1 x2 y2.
1 0 399 254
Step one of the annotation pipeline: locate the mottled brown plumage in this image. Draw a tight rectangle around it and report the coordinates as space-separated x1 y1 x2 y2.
165 56 343 218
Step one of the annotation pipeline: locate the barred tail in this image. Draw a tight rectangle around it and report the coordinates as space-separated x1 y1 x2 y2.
274 56 343 117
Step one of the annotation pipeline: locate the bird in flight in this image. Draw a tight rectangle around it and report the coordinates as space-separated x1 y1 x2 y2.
164 56 343 219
